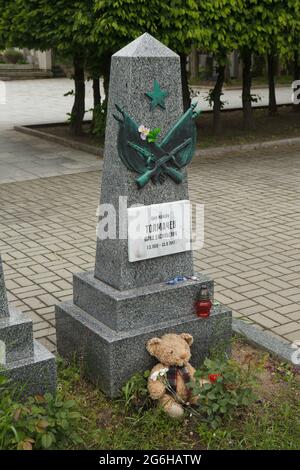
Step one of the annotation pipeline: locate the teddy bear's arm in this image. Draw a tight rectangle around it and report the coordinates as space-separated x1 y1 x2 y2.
148 364 167 400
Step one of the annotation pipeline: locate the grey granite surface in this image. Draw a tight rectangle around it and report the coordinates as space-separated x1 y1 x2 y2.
73 270 214 331
56 301 231 397
115 33 178 58
0 256 9 317
233 319 299 367
94 33 194 290
0 307 34 363
5 340 56 398
0 252 56 397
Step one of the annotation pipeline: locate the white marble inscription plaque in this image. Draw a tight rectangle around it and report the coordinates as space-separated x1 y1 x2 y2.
128 200 191 262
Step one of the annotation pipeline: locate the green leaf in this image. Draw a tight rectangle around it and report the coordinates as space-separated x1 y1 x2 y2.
147 127 161 143
41 433 54 449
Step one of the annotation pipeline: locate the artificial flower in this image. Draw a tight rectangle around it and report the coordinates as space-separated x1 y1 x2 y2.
138 125 150 140
150 367 169 381
208 373 222 383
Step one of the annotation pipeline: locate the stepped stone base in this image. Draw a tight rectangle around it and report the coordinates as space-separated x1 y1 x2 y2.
4 341 56 398
0 308 34 363
0 309 56 398
73 270 214 331
0 66 53 81
0 254 56 398
56 300 232 397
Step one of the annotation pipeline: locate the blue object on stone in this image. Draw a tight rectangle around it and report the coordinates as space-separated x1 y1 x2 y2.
166 275 188 285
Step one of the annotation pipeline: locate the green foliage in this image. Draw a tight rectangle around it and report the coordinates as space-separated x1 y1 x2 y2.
91 101 107 137
194 0 244 58
235 0 300 59
250 93 262 104
92 406 192 450
121 370 151 413
1 352 296 451
197 388 300 450
0 0 96 54
191 357 259 429
205 89 228 109
147 128 161 143
66 112 77 125
64 89 75 97
2 48 25 64
0 372 82 450
94 0 199 53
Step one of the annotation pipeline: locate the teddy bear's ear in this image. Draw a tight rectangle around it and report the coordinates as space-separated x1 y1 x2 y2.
180 333 193 346
146 337 161 356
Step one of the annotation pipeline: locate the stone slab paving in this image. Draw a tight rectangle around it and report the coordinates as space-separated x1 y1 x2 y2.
0 129 101 184
0 78 95 129
0 78 101 183
0 145 299 353
0 78 292 183
195 84 292 110
0 79 291 130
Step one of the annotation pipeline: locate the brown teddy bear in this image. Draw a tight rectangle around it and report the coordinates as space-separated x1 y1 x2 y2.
146 332 208 418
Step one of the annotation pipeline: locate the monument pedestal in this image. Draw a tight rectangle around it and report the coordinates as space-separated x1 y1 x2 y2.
0 260 56 397
56 272 231 397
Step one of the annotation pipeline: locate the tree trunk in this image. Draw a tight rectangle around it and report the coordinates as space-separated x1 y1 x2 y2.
93 77 101 107
292 50 300 112
190 48 199 80
179 53 191 111
212 63 225 135
70 53 85 135
293 50 300 81
241 48 253 130
267 53 277 116
91 77 101 133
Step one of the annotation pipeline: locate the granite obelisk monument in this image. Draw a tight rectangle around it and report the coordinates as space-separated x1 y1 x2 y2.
56 34 232 397
0 256 56 396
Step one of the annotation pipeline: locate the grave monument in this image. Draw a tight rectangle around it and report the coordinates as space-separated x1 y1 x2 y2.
0 256 56 396
56 33 232 397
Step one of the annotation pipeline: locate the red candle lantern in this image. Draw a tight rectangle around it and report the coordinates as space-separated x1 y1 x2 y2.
195 285 212 318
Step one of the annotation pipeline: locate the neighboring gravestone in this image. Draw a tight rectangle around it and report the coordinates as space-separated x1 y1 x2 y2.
0 256 56 396
56 33 232 397
0 257 9 318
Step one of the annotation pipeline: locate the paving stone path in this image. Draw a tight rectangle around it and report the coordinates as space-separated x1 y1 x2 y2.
0 145 299 352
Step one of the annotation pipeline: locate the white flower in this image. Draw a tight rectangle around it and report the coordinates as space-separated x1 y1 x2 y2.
150 367 169 381
138 125 150 140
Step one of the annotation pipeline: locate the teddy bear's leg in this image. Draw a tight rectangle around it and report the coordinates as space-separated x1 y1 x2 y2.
159 394 184 418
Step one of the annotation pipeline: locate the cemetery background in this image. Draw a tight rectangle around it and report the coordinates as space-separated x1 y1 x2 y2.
0 1 300 452
0 71 300 452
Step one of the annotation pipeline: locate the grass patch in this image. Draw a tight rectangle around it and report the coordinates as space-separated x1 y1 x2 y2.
189 76 293 87
56 340 299 450
28 105 300 155
197 106 300 148
1 340 299 450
